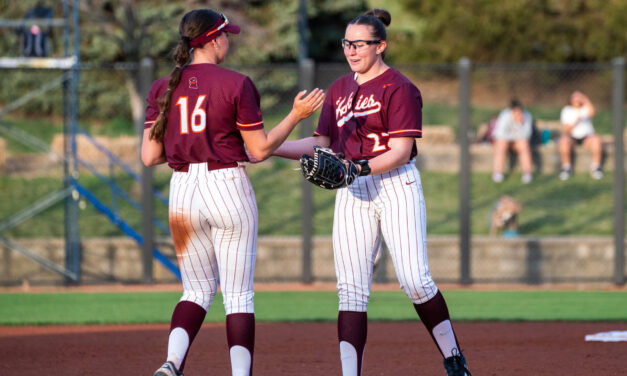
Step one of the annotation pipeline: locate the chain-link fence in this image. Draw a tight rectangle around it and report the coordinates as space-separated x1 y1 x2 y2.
0 59 625 285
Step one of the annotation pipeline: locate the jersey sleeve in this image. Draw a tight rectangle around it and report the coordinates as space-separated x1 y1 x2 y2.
235 76 264 131
387 83 423 138
144 79 165 129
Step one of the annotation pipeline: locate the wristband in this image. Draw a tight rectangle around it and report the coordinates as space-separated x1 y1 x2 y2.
356 160 371 176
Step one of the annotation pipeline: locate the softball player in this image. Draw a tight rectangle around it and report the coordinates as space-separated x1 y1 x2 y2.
141 9 323 376
274 9 471 376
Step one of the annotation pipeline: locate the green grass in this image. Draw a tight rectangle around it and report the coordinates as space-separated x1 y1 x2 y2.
0 162 623 237
0 290 625 325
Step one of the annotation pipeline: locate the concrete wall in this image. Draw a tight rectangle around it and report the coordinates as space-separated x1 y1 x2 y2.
417 142 627 174
1 236 625 286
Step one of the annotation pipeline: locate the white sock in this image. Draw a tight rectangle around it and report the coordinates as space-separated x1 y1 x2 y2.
230 345 252 376
562 163 571 170
432 320 459 358
167 327 189 369
339 341 361 376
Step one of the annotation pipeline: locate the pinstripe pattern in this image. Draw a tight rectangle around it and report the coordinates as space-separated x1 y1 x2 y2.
169 163 257 315
334 162 437 311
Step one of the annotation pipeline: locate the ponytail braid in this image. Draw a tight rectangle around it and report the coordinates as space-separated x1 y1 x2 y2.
149 9 219 141
149 39 192 141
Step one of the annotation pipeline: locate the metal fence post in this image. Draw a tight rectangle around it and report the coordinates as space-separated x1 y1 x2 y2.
63 0 81 285
299 58 315 284
139 57 155 284
458 57 472 285
612 57 625 285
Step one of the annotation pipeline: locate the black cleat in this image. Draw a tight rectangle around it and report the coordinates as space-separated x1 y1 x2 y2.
153 361 183 376
443 350 471 376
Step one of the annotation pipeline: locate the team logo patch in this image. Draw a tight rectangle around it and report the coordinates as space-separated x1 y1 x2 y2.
189 77 198 89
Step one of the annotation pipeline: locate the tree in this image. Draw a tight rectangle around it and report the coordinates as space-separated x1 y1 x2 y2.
78 0 185 130
387 0 627 63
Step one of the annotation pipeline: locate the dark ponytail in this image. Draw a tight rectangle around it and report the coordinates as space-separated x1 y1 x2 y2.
149 9 218 142
149 40 191 141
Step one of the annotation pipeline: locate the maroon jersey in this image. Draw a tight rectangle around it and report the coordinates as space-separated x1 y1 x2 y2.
144 63 264 171
314 68 422 161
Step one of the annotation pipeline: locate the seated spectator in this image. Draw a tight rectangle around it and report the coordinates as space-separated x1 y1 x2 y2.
475 115 497 144
19 4 53 58
558 91 603 180
492 99 534 184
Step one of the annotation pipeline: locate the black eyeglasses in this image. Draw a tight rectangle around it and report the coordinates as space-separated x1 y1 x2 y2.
341 38 382 51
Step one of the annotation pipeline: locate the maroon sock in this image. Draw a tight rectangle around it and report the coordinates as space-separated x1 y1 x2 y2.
338 311 368 376
413 290 460 357
170 301 207 370
226 313 255 375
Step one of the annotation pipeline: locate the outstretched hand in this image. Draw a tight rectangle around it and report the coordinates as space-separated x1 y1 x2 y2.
291 88 325 120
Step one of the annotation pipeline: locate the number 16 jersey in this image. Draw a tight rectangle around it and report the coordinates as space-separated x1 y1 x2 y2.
144 63 264 171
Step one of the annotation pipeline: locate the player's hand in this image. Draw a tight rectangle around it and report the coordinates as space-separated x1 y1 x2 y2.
291 88 325 120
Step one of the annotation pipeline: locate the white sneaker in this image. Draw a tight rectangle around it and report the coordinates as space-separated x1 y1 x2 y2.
559 169 571 181
492 172 504 183
591 168 603 180
522 173 532 184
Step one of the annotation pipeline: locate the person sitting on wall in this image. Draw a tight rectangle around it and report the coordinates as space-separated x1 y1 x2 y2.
491 99 534 184
558 90 603 180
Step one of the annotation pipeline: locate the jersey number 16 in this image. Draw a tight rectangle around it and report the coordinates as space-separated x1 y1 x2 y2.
176 96 207 134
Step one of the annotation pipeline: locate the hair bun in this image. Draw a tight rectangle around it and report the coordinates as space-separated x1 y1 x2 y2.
365 8 391 27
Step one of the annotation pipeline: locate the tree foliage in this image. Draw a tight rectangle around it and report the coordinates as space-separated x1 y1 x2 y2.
388 0 627 63
1 0 624 125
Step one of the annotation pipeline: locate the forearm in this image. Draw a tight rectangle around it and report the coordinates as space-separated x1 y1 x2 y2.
141 129 167 166
367 149 411 175
262 110 302 156
245 88 325 160
583 103 595 117
274 136 328 159
563 123 575 134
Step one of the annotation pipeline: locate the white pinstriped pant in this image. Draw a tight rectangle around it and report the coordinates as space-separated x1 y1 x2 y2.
169 163 257 315
333 162 438 312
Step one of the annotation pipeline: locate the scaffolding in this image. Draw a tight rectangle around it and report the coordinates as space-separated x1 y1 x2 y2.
0 0 81 283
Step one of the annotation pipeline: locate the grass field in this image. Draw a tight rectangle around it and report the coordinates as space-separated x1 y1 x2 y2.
0 163 623 238
0 290 626 325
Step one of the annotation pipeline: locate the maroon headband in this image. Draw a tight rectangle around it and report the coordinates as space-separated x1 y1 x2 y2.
189 14 240 48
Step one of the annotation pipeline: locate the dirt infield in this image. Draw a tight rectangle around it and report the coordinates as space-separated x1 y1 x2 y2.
1 321 626 375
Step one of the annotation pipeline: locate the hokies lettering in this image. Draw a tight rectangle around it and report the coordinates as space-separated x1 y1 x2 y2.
335 93 355 119
335 93 382 128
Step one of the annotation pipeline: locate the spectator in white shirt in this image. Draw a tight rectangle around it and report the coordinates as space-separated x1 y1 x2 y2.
558 91 603 180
